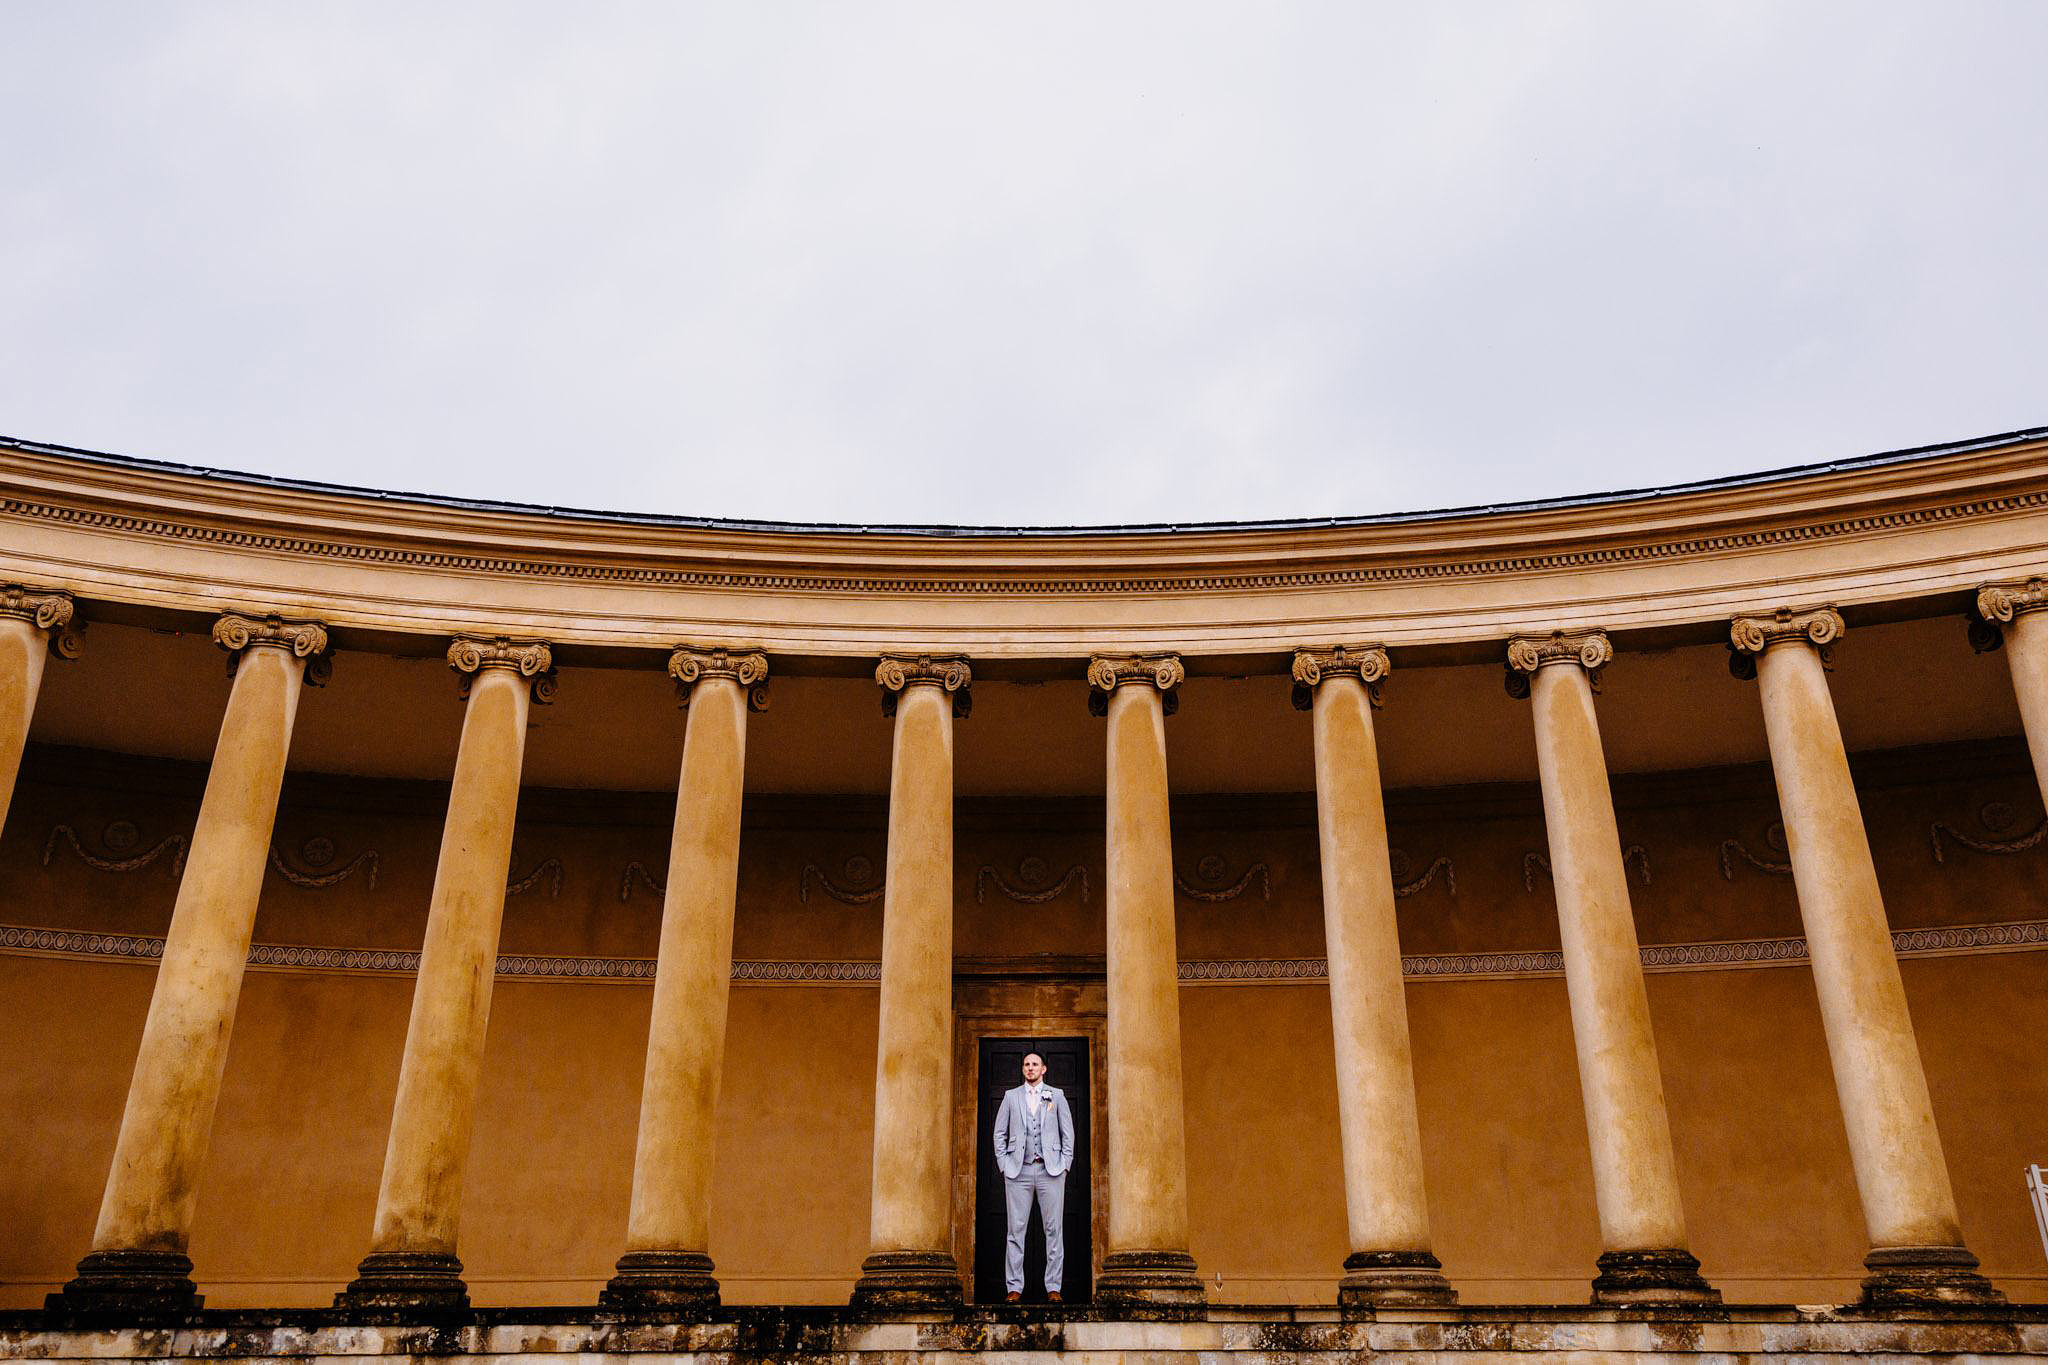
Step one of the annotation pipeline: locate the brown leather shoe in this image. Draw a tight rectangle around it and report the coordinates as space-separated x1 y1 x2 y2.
1005 1291 1021 1303
1047 1292 1062 1303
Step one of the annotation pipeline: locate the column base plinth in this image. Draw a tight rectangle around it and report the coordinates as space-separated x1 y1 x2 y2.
1338 1250 1457 1313
334 1252 470 1314
46 1250 203 1317
848 1250 962 1313
600 1250 720 1313
1591 1249 1721 1306
1095 1250 1206 1320
1858 1245 2006 1310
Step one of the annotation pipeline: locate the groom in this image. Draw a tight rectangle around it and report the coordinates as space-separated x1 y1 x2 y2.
991 1051 1076 1303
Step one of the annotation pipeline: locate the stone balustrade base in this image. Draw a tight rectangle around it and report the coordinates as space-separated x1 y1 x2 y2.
333 1252 470 1314
3 1304 2045 1362
1591 1248 1722 1306
44 1250 203 1318
600 1251 720 1313
1861 1244 2008 1309
1339 1250 1459 1311
1094 1249 1207 1319
847 1251 962 1313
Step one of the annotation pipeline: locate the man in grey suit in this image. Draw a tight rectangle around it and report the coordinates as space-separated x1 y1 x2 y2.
991 1051 1076 1302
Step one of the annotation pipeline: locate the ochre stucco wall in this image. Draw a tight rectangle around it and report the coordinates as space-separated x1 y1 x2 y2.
3 743 2046 1308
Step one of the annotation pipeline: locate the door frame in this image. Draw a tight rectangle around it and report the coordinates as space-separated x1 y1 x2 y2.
951 993 1107 1301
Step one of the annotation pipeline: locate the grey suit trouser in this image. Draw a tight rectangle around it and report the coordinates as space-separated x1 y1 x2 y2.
1003 1160 1066 1294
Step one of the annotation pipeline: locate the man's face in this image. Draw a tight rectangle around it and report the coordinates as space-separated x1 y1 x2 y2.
1021 1054 1045 1083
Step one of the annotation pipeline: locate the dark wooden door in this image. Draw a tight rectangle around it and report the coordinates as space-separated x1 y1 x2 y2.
973 1036 1092 1303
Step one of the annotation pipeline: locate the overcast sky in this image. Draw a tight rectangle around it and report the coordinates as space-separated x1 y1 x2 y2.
3 5 2043 526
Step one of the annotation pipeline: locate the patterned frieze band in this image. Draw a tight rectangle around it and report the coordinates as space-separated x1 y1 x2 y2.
670 645 770 711
1291 645 1390 711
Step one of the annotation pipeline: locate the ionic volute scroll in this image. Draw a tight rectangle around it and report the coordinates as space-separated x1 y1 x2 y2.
1969 577 2048 654
1290 644 1390 712
214 613 333 686
875 654 971 718
1727 606 1844 679
1504 630 1612 698
671 645 770 711
1087 653 1184 717
448 636 557 703
0 584 81 661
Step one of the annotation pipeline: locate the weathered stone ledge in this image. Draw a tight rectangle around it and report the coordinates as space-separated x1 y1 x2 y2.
3 1305 2046 1361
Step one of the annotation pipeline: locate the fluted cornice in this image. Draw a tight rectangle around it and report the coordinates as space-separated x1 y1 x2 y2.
213 613 328 658
670 645 770 711
1729 607 1845 655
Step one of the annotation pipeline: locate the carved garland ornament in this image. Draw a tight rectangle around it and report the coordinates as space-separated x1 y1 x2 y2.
1290 645 1390 711
1930 801 2048 863
43 822 187 877
1504 630 1612 698
1728 606 1844 679
977 857 1089 906
670 645 770 711
0 584 80 659
876 654 971 717
1175 855 1270 902
800 856 885 905
1524 846 1650 893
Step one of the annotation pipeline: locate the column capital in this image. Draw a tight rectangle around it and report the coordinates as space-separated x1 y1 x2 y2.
876 654 970 718
213 612 328 658
1089 653 1184 718
214 613 331 684
1973 578 2048 652
0 584 80 659
670 645 770 711
1504 630 1610 698
1291 645 1389 712
447 636 555 703
1728 606 1843 680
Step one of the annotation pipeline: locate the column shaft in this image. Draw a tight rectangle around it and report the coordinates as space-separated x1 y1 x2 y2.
2001 610 2048 814
606 653 761 1311
52 616 322 1315
1092 655 1203 1317
1742 612 1999 1307
1521 650 1712 1304
852 659 965 1310
1301 657 1454 1310
340 643 544 1312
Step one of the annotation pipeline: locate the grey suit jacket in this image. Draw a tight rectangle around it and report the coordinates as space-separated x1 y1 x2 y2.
993 1082 1075 1180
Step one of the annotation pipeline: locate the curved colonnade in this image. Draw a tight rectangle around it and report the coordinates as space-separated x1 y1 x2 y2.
1 429 2047 1320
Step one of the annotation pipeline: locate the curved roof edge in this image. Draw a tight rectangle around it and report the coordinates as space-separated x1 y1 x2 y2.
4 425 2044 538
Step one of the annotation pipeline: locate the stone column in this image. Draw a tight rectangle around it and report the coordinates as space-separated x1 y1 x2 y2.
850 654 970 1311
0 585 77 838
603 647 768 1313
1975 578 2048 816
1731 607 2002 1308
338 637 552 1313
51 614 327 1316
1291 646 1455 1312
1507 631 1716 1305
1088 653 1204 1318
